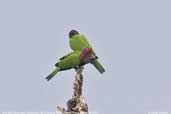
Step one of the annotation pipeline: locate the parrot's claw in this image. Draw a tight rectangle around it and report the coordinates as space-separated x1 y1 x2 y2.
75 65 79 69
75 66 84 73
75 65 84 69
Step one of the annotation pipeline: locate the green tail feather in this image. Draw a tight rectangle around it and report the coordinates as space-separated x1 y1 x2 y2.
91 60 105 74
46 67 61 81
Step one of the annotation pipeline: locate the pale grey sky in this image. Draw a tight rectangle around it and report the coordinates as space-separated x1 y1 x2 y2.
0 0 171 114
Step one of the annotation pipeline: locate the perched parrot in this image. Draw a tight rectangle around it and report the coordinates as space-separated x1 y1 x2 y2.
69 30 105 74
46 48 96 81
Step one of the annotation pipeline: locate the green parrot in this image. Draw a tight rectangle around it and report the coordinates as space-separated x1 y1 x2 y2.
69 30 105 74
46 48 96 81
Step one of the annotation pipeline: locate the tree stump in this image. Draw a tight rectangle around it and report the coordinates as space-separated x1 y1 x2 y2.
57 66 88 114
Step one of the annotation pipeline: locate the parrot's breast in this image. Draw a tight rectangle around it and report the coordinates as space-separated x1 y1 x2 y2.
69 35 92 51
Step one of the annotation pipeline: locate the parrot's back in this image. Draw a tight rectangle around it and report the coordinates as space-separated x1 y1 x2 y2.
58 51 81 70
70 35 93 51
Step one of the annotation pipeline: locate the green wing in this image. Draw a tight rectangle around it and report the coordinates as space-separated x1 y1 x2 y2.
58 51 81 70
70 34 93 51
80 35 93 48
59 51 76 60
46 51 81 81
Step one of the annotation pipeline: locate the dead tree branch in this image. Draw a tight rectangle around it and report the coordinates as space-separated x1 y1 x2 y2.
57 66 88 114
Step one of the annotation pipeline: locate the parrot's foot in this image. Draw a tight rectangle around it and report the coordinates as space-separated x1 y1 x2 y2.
75 65 84 70
75 66 84 74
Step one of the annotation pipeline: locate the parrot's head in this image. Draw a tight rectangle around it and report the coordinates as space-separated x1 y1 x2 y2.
69 30 79 38
80 48 93 63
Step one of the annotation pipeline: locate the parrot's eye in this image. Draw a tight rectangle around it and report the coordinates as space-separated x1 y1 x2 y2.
69 30 79 38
